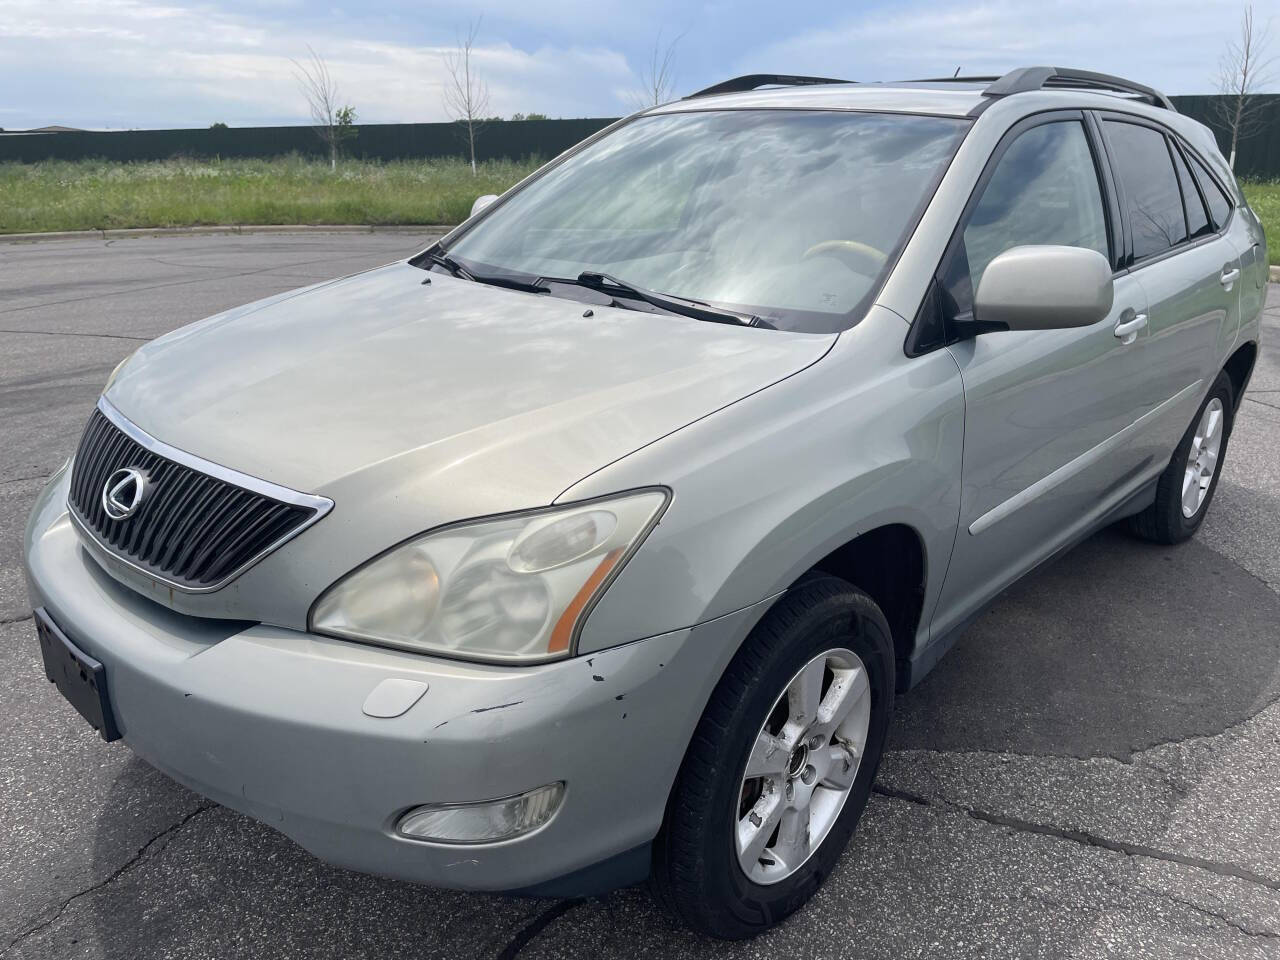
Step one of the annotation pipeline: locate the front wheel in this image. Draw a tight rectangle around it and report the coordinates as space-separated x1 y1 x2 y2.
651 576 895 939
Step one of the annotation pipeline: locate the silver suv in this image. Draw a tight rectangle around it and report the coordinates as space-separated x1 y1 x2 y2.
24 67 1265 938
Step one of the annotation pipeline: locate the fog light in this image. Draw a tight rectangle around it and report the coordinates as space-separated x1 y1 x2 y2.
396 782 564 844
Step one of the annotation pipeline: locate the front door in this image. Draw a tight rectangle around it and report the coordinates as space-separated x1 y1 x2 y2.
929 112 1163 640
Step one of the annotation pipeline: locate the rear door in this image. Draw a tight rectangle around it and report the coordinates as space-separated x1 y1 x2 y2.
1188 143 1265 341
927 111 1159 640
1095 114 1242 473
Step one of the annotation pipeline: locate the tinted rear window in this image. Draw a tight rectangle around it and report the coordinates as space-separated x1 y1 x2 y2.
1105 121 1186 262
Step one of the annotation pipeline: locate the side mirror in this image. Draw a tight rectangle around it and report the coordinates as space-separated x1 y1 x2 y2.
974 245 1113 331
470 194 498 218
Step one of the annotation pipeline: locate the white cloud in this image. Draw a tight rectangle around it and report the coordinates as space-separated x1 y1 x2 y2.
744 0 1274 96
1 0 1272 129
0 0 638 128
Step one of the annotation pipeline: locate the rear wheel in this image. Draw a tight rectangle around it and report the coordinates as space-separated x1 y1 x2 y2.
651 576 894 939
1128 371 1234 544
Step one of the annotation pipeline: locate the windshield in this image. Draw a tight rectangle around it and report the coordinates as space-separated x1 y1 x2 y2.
441 109 968 333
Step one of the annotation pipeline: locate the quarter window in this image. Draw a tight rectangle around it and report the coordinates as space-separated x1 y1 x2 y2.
1189 153 1233 230
1104 120 1187 261
960 120 1109 295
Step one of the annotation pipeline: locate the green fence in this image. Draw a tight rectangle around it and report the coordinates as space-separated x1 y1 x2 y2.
1170 95 1280 179
0 118 616 165
3 97 1280 178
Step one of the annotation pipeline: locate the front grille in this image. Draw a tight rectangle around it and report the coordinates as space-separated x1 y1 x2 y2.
67 407 324 590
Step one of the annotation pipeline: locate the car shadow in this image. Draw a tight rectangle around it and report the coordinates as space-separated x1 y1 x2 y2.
891 525 1280 759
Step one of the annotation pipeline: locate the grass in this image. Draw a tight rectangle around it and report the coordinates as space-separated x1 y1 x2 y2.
1 157 1277 265
1241 181 1280 264
0 155 540 233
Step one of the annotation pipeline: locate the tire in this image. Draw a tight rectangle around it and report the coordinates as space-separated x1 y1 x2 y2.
650 576 895 939
1128 370 1235 545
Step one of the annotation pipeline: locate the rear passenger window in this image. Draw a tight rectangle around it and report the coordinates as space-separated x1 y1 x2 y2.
961 121 1109 293
1189 153 1233 229
1104 121 1186 261
1171 145 1212 240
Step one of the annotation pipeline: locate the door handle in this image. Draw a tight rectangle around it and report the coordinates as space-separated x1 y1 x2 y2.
1113 313 1147 344
1220 267 1241 288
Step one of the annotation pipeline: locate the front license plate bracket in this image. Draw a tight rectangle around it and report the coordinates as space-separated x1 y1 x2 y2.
34 607 121 742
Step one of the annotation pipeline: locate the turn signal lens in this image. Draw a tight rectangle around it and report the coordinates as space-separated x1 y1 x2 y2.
396 782 565 844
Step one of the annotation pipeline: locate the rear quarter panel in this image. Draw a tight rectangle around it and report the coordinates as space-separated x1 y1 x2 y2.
1234 200 1268 347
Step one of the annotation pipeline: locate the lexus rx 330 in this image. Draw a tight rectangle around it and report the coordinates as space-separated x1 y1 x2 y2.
24 67 1265 938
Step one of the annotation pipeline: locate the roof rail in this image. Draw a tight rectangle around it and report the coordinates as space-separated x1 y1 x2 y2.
685 74 854 100
983 66 1176 111
908 75 1002 85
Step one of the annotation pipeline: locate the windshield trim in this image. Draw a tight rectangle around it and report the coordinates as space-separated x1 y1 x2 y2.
411 108 974 333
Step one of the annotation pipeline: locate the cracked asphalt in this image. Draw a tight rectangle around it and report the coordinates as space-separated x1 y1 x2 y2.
2 233 1278 959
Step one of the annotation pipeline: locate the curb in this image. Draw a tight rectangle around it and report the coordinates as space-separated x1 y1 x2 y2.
0 224 457 244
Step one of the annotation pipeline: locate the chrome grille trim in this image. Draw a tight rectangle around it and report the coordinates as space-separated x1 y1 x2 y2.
66 396 334 594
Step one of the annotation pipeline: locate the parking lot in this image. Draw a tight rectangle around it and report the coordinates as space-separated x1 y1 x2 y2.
2 232 1278 959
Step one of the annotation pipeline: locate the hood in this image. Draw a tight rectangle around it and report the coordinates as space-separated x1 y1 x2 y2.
106 262 834 507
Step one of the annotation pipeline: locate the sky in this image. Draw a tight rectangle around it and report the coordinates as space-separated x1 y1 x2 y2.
2 0 1277 130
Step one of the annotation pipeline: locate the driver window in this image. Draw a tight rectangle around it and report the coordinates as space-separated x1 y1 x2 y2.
961 121 1110 296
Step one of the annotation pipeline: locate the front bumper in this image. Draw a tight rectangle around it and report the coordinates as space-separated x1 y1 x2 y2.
23 469 765 893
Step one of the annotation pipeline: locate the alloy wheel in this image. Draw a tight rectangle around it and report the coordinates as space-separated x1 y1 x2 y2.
1182 397 1224 519
733 647 871 885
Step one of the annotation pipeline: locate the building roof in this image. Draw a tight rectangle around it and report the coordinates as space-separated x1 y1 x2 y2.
0 125 86 135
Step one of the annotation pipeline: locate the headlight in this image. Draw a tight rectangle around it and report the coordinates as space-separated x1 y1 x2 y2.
310 489 668 663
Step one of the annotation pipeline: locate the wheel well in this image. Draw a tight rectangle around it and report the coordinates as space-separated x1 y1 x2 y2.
807 524 925 691
1224 341 1258 415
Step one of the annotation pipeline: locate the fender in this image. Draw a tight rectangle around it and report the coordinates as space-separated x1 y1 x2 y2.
560 306 966 657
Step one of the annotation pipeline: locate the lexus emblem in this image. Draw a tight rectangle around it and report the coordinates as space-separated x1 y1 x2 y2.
102 468 149 521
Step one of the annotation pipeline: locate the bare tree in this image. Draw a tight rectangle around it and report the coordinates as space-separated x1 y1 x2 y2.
292 46 357 170
443 19 490 174
633 31 682 108
1214 4 1277 170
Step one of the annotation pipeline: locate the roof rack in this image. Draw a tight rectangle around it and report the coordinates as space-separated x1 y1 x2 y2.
982 66 1176 111
683 67 1174 111
685 74 854 100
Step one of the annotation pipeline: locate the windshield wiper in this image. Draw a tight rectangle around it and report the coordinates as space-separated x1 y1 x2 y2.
571 271 765 327
427 251 549 294
425 255 765 324
425 251 476 281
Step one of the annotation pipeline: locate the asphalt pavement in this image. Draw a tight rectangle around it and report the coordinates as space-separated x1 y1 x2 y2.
2 232 1278 959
